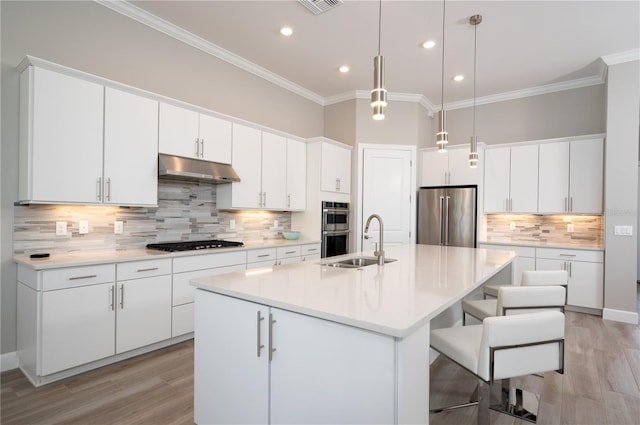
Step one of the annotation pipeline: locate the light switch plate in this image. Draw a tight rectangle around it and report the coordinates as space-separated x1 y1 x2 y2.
79 220 89 235
567 224 574 233
229 219 236 230
274 220 279 229
114 221 124 234
614 225 633 236
55 221 67 236
509 222 516 231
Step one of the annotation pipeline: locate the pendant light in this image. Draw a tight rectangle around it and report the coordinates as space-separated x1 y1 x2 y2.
469 14 482 168
436 0 448 151
371 0 387 120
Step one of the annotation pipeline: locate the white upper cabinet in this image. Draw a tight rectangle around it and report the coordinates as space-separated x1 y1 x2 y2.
217 125 295 210
538 137 603 214
19 67 104 204
484 144 538 213
320 142 351 194
159 102 232 164
286 139 306 211
419 145 483 187
19 66 158 206
103 87 158 206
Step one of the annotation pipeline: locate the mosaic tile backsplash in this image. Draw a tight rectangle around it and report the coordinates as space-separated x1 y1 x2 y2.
485 214 603 247
13 180 292 255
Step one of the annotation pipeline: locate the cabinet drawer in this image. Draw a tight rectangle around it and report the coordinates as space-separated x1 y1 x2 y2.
173 264 246 306
42 264 115 291
173 251 246 273
277 246 301 259
301 244 321 256
247 248 277 263
479 244 535 258
117 259 171 281
536 248 603 263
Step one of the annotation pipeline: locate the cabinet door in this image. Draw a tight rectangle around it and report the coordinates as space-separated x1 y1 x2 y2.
103 88 158 206
199 113 232 164
566 261 603 309
286 139 306 210
448 147 482 186
261 132 288 209
419 150 448 186
270 308 395 424
116 275 172 353
484 147 511 212
538 142 570 213
510 145 538 213
229 123 263 208
25 67 104 203
321 143 351 193
194 291 269 425
569 138 604 213
41 283 115 375
158 103 199 158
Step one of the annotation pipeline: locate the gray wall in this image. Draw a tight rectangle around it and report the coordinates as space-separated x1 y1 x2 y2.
1 0 324 355
604 60 639 317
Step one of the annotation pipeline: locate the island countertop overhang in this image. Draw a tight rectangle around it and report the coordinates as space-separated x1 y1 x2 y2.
191 244 516 338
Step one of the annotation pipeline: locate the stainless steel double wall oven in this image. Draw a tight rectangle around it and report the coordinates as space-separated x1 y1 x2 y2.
321 201 350 258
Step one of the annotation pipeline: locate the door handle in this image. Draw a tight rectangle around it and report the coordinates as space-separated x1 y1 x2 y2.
256 311 265 357
195 138 200 157
439 196 445 245
200 139 205 158
119 284 124 309
444 196 451 246
268 313 276 361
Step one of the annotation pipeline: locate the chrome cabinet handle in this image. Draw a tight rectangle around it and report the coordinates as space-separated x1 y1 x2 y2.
307 248 318 252
257 311 265 357
263 192 267 207
136 267 159 272
258 192 263 208
195 138 200 157
96 177 102 201
110 285 115 311
285 251 297 255
257 254 271 258
287 194 291 208
559 254 577 257
69 274 97 281
569 197 573 212
439 196 445 245
105 178 111 201
119 284 124 309
200 139 205 158
444 196 451 246
268 313 276 361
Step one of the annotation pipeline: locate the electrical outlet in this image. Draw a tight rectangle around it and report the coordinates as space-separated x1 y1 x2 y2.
274 220 279 229
78 220 89 235
229 219 236 230
55 221 67 236
509 222 516 231
567 224 574 233
114 221 124 234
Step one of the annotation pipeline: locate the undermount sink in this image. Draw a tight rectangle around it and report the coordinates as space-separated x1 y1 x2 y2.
322 256 397 269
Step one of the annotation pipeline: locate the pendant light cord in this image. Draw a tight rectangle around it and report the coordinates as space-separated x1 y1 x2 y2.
472 19 477 135
377 0 382 55
440 0 446 111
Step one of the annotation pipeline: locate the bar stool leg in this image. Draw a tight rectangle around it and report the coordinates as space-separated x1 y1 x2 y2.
478 379 490 425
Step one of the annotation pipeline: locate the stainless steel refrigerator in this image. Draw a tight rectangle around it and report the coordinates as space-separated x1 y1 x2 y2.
417 186 477 247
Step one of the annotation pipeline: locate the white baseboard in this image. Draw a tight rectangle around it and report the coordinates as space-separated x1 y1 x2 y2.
603 308 639 325
1 351 18 372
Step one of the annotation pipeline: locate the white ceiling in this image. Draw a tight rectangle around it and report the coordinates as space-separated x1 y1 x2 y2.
123 0 639 109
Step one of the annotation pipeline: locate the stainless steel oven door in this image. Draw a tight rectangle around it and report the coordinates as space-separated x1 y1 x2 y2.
322 209 349 232
322 231 350 258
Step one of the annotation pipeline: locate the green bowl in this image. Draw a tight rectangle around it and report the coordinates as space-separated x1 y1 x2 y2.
282 231 300 240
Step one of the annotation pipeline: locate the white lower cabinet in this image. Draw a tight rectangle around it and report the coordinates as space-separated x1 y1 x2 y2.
171 251 247 336
301 243 321 262
194 290 395 425
535 248 604 310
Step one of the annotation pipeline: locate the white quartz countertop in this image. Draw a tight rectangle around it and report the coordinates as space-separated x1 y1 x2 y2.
13 238 321 270
191 244 516 338
478 240 604 251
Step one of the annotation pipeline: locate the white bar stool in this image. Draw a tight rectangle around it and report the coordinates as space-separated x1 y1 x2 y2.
462 285 566 325
483 270 568 299
430 311 565 424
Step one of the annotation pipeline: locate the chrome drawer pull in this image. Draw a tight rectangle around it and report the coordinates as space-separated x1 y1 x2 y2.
285 251 297 255
257 254 271 258
558 254 577 257
69 274 97 281
136 267 159 272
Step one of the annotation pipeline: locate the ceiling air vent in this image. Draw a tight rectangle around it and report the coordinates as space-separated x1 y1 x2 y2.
298 0 343 15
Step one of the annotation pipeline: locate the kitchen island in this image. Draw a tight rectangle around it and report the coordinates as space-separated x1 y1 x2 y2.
191 244 515 425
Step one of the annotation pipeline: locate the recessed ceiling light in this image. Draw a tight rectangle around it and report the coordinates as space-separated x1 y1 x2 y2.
453 75 465 82
280 26 293 36
422 40 436 49
338 65 350 73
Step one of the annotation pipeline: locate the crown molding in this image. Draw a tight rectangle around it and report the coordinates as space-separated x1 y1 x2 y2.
94 0 325 105
601 49 640 66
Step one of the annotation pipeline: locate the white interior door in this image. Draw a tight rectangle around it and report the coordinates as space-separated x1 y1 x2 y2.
360 147 414 252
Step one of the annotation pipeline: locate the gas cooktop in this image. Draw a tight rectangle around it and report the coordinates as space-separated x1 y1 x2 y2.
146 240 244 252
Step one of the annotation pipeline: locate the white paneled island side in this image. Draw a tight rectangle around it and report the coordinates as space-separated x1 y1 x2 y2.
191 244 515 425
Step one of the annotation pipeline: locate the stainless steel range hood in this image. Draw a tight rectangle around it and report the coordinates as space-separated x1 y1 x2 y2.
158 154 240 183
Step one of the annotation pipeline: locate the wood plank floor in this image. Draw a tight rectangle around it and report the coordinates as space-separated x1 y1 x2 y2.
2 299 639 424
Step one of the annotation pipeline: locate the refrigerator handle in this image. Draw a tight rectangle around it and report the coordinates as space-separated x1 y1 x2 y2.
445 196 451 246
439 196 445 245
